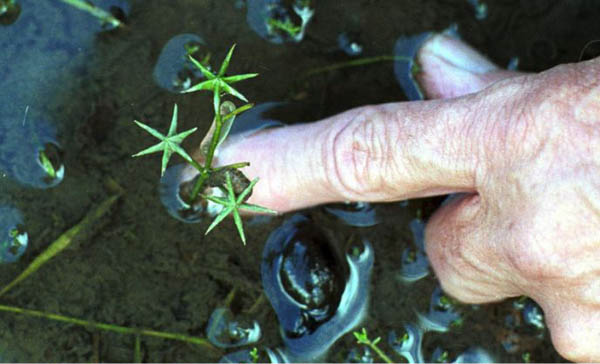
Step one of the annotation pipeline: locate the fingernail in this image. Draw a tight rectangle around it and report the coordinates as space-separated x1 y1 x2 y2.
421 34 498 74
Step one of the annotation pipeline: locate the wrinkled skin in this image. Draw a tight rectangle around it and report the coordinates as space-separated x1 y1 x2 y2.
210 35 600 361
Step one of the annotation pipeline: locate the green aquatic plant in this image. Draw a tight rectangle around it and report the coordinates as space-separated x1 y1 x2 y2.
59 0 123 28
133 104 198 177
133 44 276 244
267 17 302 37
249 347 259 363
353 328 394 363
38 150 57 180
204 172 274 245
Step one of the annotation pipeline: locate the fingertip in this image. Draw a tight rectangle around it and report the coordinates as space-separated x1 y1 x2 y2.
416 34 520 99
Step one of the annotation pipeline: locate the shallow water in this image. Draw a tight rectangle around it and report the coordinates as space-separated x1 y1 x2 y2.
0 0 598 361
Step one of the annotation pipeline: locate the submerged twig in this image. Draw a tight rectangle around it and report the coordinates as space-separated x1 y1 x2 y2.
0 303 220 354
0 194 121 296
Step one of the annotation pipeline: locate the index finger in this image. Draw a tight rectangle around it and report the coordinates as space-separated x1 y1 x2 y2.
214 35 519 212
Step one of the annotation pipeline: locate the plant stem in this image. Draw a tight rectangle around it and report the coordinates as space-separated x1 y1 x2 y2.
213 162 250 171
204 89 224 174
189 89 224 201
366 341 394 364
0 303 221 354
304 55 411 77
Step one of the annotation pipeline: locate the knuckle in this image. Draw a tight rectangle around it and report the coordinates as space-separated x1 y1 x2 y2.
326 106 394 199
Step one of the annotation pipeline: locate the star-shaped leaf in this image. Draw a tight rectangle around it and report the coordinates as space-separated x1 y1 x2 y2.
203 172 276 245
132 104 197 176
182 44 258 103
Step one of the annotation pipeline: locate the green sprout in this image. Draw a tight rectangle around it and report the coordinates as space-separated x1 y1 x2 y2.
249 347 259 363
267 17 301 37
133 45 276 244
132 104 199 177
182 44 258 103
353 328 394 364
38 150 57 180
203 173 276 245
434 349 449 363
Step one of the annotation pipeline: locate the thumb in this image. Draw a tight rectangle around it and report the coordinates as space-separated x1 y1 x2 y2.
216 35 520 212
424 193 522 303
543 302 600 362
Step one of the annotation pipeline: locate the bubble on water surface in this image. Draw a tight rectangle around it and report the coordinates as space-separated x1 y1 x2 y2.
159 163 225 223
417 286 463 333
153 33 209 93
247 0 314 44
0 112 64 189
338 32 363 56
454 346 495 363
261 214 374 361
228 102 286 136
323 201 380 227
346 346 375 363
467 0 488 20
388 323 425 363
206 307 261 349
397 218 429 283
0 205 28 263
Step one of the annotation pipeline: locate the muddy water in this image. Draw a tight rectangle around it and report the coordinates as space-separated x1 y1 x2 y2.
0 0 597 361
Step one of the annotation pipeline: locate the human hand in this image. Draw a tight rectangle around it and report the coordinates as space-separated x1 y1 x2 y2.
213 35 600 361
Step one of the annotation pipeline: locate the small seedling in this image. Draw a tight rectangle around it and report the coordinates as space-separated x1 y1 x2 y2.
265 0 314 42
353 328 394 364
249 347 259 363
267 17 301 37
38 150 57 180
433 349 449 363
133 45 276 244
